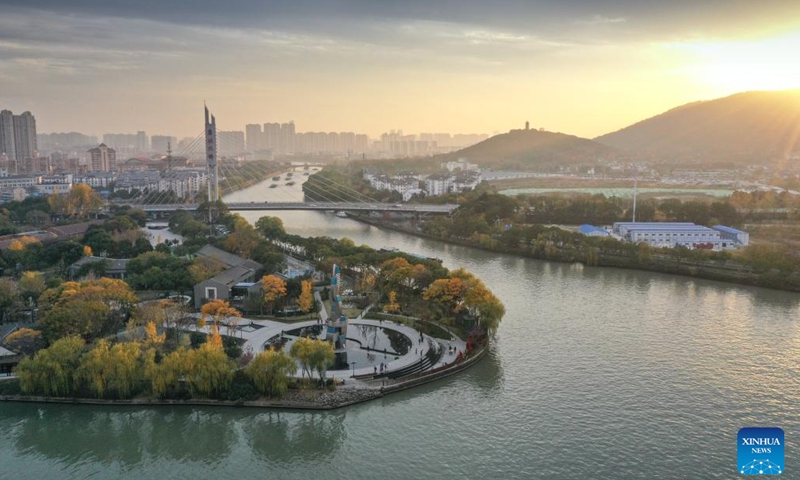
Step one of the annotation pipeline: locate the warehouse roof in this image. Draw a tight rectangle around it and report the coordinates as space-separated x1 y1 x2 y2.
713 225 747 235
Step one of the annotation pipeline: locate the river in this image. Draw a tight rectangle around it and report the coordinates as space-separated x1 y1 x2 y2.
2 176 800 479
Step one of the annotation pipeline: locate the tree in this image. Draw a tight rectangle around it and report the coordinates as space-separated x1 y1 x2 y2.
37 278 138 342
184 333 234 397
25 209 49 227
19 271 46 304
383 291 399 313
200 299 241 333
188 256 225 284
255 216 286 239
0 278 20 322
15 336 85 396
423 269 505 333
145 347 190 398
49 184 103 218
308 339 335 382
143 321 166 350
261 274 287 314
75 339 143 399
290 337 334 383
83 245 93 256
224 216 260 258
3 328 46 356
298 280 314 313
290 336 314 380
245 349 296 397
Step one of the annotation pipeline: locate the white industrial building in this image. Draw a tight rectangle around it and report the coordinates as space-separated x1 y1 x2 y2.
712 225 750 246
612 222 749 250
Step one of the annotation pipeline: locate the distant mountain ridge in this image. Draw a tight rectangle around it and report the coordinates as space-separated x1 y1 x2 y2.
594 89 800 166
439 128 620 170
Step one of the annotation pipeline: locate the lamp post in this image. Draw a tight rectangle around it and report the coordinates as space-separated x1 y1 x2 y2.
350 361 357 378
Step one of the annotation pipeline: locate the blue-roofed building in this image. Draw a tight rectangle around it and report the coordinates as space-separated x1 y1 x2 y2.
712 225 750 246
579 224 610 237
612 222 723 250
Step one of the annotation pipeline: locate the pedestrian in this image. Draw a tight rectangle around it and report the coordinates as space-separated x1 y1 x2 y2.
415 348 418 355
374 366 377 374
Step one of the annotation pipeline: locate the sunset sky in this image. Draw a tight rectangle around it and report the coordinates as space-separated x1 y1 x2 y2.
1 0 799 139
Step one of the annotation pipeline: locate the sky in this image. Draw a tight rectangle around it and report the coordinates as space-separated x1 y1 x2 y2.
1 0 799 140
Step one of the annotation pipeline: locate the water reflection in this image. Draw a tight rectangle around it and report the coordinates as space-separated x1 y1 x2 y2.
243 412 346 464
6 405 236 466
1 404 347 469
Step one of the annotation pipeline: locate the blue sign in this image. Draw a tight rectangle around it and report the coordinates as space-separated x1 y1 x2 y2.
738 427 784 475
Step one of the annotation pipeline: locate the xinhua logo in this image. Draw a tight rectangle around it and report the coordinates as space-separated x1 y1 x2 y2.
738 427 784 475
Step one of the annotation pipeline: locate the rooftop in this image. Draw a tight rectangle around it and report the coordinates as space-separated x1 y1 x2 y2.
206 265 256 287
713 225 747 235
70 256 131 271
196 244 262 271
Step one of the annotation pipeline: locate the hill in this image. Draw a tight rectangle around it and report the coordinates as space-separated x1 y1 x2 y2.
439 129 621 170
595 89 800 166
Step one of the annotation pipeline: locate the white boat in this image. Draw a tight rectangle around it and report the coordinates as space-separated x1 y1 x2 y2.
335 211 347 218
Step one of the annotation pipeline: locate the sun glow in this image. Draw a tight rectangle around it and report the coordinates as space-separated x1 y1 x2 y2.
675 33 800 94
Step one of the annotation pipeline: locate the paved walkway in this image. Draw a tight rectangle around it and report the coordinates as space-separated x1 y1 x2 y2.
176 301 467 387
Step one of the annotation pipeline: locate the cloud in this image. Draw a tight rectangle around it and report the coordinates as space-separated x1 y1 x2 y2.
577 15 627 25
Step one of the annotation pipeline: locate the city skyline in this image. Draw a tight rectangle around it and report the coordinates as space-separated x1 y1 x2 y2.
1 1 799 139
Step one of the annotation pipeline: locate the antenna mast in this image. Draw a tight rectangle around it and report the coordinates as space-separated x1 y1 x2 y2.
632 177 638 222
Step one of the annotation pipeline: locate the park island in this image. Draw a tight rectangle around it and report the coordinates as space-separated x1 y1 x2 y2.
0 203 504 409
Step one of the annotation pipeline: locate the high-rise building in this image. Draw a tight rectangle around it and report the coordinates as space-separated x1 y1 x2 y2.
0 110 38 171
13 111 37 162
218 131 245 156
0 110 15 162
263 122 280 151
245 124 262 151
279 122 296 153
88 143 116 172
38 132 98 150
151 135 177 154
136 131 149 151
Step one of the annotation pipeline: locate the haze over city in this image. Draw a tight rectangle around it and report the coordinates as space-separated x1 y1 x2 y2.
1 0 799 138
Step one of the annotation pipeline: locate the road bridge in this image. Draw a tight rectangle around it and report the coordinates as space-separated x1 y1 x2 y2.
125 202 458 214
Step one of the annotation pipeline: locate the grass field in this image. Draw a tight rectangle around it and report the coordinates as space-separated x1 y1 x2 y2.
746 223 800 249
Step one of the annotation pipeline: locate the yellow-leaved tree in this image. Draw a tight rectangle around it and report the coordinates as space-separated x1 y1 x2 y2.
298 280 314 313
184 327 234 397
383 291 399 313
261 274 287 314
422 268 505 334
75 339 143 399
201 299 241 336
245 349 297 398
15 336 85 396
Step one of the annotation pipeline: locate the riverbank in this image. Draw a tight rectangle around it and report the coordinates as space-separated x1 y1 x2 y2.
0 346 487 410
349 214 800 293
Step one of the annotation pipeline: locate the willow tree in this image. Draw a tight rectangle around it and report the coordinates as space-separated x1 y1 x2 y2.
75 340 144 399
145 347 191 398
184 327 234 397
15 336 85 396
245 349 297 398
290 337 334 383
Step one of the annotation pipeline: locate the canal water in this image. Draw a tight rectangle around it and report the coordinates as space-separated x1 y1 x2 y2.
2 177 800 479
